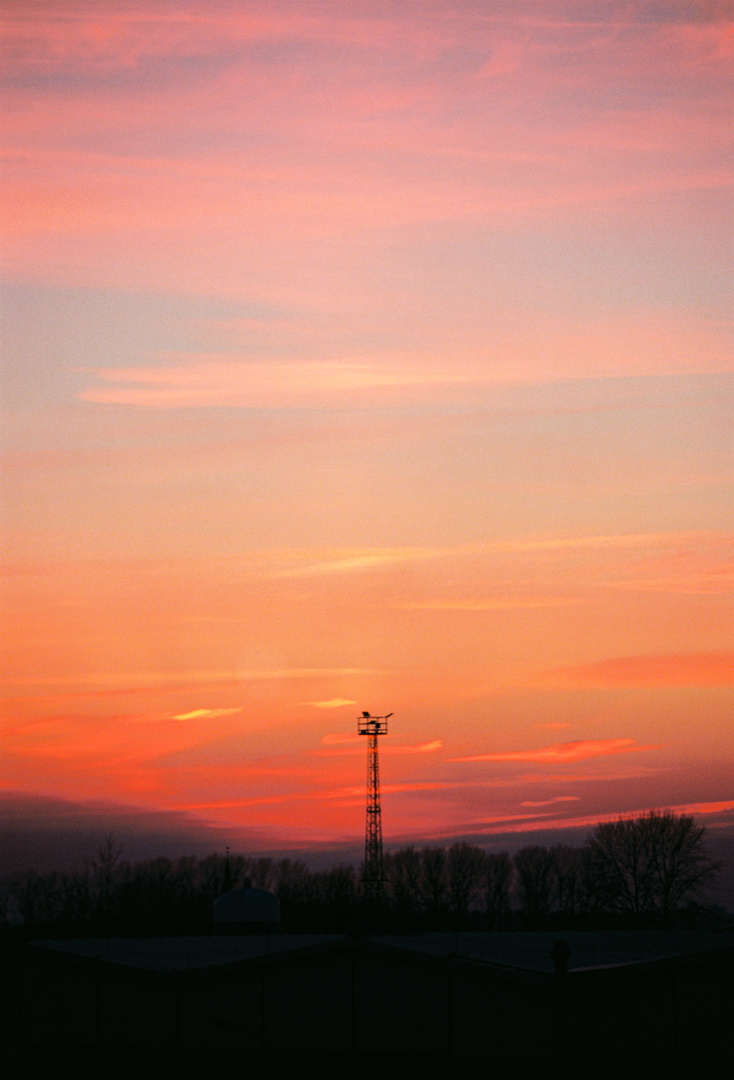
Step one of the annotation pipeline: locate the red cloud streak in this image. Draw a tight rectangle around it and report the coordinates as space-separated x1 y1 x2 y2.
453 739 658 764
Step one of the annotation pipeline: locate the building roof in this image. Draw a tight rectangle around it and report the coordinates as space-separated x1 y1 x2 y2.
31 929 732 974
34 934 338 971
213 882 281 925
372 930 734 971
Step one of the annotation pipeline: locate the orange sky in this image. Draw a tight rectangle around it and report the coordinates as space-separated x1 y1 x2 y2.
1 1 732 854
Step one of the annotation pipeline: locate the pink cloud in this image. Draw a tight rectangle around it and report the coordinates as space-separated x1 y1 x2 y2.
76 357 471 409
0 4 454 80
320 732 361 746
487 800 734 836
521 796 581 807
541 652 734 689
673 800 734 816
314 739 443 758
453 739 658 764
386 740 443 756
178 779 452 811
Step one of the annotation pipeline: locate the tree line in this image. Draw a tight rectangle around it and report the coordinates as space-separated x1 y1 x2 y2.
0 811 721 940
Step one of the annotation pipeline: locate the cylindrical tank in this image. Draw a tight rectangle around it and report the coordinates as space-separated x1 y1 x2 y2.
213 878 281 934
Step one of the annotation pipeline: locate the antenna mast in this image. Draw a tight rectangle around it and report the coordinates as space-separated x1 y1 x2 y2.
357 710 392 903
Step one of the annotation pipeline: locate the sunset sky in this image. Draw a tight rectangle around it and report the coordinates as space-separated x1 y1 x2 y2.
1 1 732 857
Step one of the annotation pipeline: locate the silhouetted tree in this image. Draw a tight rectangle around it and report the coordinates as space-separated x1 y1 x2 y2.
249 856 276 891
419 846 448 920
384 846 423 920
588 810 720 927
514 845 556 925
273 857 310 897
8 870 60 928
197 851 248 898
484 851 513 928
446 843 487 926
572 845 607 919
312 865 358 927
548 844 585 918
274 859 318 929
2 816 721 940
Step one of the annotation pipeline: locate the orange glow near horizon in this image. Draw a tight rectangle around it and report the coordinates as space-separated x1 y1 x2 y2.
1 1 732 854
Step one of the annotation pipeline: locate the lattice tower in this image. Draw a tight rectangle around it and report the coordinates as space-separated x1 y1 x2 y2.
357 711 391 903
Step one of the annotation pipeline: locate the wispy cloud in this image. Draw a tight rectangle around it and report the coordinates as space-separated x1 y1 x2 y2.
305 698 357 709
539 652 734 689
673 801 734 816
77 356 470 409
314 739 443 758
395 598 582 611
275 548 443 577
607 573 734 596
453 739 658 764
171 707 243 721
177 779 453 811
258 531 721 581
521 796 581 807
0 668 372 691
320 732 361 746
496 800 734 836
387 740 443 755
420 799 734 840
2 530 717 583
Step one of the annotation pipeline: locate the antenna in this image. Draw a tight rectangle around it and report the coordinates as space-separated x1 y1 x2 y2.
357 711 392 904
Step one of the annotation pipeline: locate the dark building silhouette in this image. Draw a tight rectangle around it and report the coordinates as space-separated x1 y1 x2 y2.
213 878 281 934
2 930 732 1076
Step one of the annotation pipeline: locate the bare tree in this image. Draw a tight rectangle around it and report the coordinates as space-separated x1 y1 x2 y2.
273 857 310 897
312 865 357 910
419 846 448 918
384 846 423 917
550 845 584 918
446 843 487 926
588 810 719 927
514 846 556 924
5 870 61 928
86 835 128 929
248 857 276 891
574 845 606 917
484 851 512 928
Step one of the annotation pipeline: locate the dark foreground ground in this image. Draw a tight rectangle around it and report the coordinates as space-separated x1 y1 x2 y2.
11 1047 722 1080
6 931 732 1078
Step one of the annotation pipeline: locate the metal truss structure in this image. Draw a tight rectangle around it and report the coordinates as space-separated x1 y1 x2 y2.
357 711 392 904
